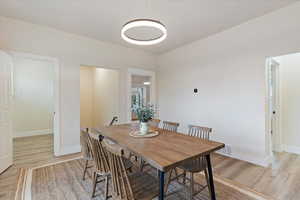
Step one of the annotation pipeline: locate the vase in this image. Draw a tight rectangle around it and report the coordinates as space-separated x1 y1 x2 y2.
140 122 149 135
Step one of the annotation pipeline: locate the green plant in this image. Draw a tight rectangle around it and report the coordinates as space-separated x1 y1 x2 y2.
132 104 154 123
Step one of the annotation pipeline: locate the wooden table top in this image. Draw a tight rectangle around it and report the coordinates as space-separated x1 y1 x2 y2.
93 124 225 172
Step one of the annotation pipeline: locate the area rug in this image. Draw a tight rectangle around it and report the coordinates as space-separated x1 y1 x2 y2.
14 168 28 200
20 158 273 200
0 167 28 200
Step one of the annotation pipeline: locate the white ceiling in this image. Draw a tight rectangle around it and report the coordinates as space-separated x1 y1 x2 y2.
0 0 297 54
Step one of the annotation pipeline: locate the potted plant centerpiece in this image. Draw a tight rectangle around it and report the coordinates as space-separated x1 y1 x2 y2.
132 104 154 135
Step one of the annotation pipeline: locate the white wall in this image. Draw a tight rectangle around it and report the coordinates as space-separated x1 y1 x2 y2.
80 67 119 128
157 2 300 166
277 53 300 154
80 67 94 128
0 16 157 156
93 68 119 126
13 56 54 137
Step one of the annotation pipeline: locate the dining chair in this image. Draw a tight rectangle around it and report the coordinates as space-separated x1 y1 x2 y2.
149 118 161 128
80 128 93 180
109 116 118 126
160 121 181 186
87 131 111 199
165 125 212 199
87 130 134 198
162 121 180 132
103 138 158 200
139 118 162 171
140 121 179 172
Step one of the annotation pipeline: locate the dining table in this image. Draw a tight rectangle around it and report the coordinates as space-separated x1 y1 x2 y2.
93 124 225 200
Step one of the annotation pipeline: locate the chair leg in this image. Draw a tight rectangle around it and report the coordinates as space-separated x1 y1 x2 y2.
174 168 180 182
128 166 132 173
91 172 97 198
104 176 109 200
189 172 194 200
83 160 89 180
164 169 174 193
182 170 187 185
204 168 212 198
140 159 145 171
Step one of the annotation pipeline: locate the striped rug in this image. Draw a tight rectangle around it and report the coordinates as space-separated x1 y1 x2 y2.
18 158 273 200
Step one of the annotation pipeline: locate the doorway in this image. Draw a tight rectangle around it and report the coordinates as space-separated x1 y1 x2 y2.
80 66 120 127
131 75 151 120
127 68 156 122
0 51 60 173
267 52 300 167
11 52 60 156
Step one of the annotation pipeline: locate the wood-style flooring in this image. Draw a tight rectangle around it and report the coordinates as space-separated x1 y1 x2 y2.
30 159 265 200
0 135 80 200
0 134 299 200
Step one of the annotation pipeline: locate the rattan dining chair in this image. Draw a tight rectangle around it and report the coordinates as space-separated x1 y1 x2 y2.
80 128 93 180
165 125 213 199
103 138 159 200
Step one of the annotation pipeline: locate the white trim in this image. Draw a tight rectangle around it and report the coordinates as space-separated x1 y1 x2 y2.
22 157 269 200
283 144 300 155
8 51 61 157
23 157 82 200
0 155 13 174
24 167 32 200
216 152 270 167
13 129 53 138
31 157 82 170
127 68 156 122
0 50 14 174
265 58 282 167
55 144 81 156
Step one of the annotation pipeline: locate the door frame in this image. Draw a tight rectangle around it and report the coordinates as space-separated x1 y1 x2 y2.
79 65 121 127
265 58 281 156
0 51 14 173
8 51 61 156
127 68 156 122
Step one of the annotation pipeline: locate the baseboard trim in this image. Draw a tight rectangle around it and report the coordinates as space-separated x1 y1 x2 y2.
55 144 81 156
0 155 13 174
216 152 269 167
283 144 300 155
14 129 53 138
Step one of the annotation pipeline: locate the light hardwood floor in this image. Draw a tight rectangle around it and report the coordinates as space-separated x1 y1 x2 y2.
0 135 80 200
0 134 299 200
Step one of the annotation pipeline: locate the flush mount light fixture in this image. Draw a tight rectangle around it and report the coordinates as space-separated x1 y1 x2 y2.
144 81 151 85
121 19 167 45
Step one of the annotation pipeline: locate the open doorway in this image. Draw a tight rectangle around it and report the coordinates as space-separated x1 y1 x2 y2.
127 68 156 122
80 66 120 128
10 52 60 156
131 75 151 121
266 52 300 167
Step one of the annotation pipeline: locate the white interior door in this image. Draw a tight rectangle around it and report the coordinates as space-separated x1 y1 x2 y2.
269 59 280 152
0 51 13 174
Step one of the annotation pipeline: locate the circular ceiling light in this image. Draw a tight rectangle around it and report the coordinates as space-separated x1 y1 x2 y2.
121 19 167 45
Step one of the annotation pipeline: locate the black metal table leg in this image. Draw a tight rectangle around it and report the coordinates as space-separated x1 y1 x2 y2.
206 154 216 200
158 170 165 200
